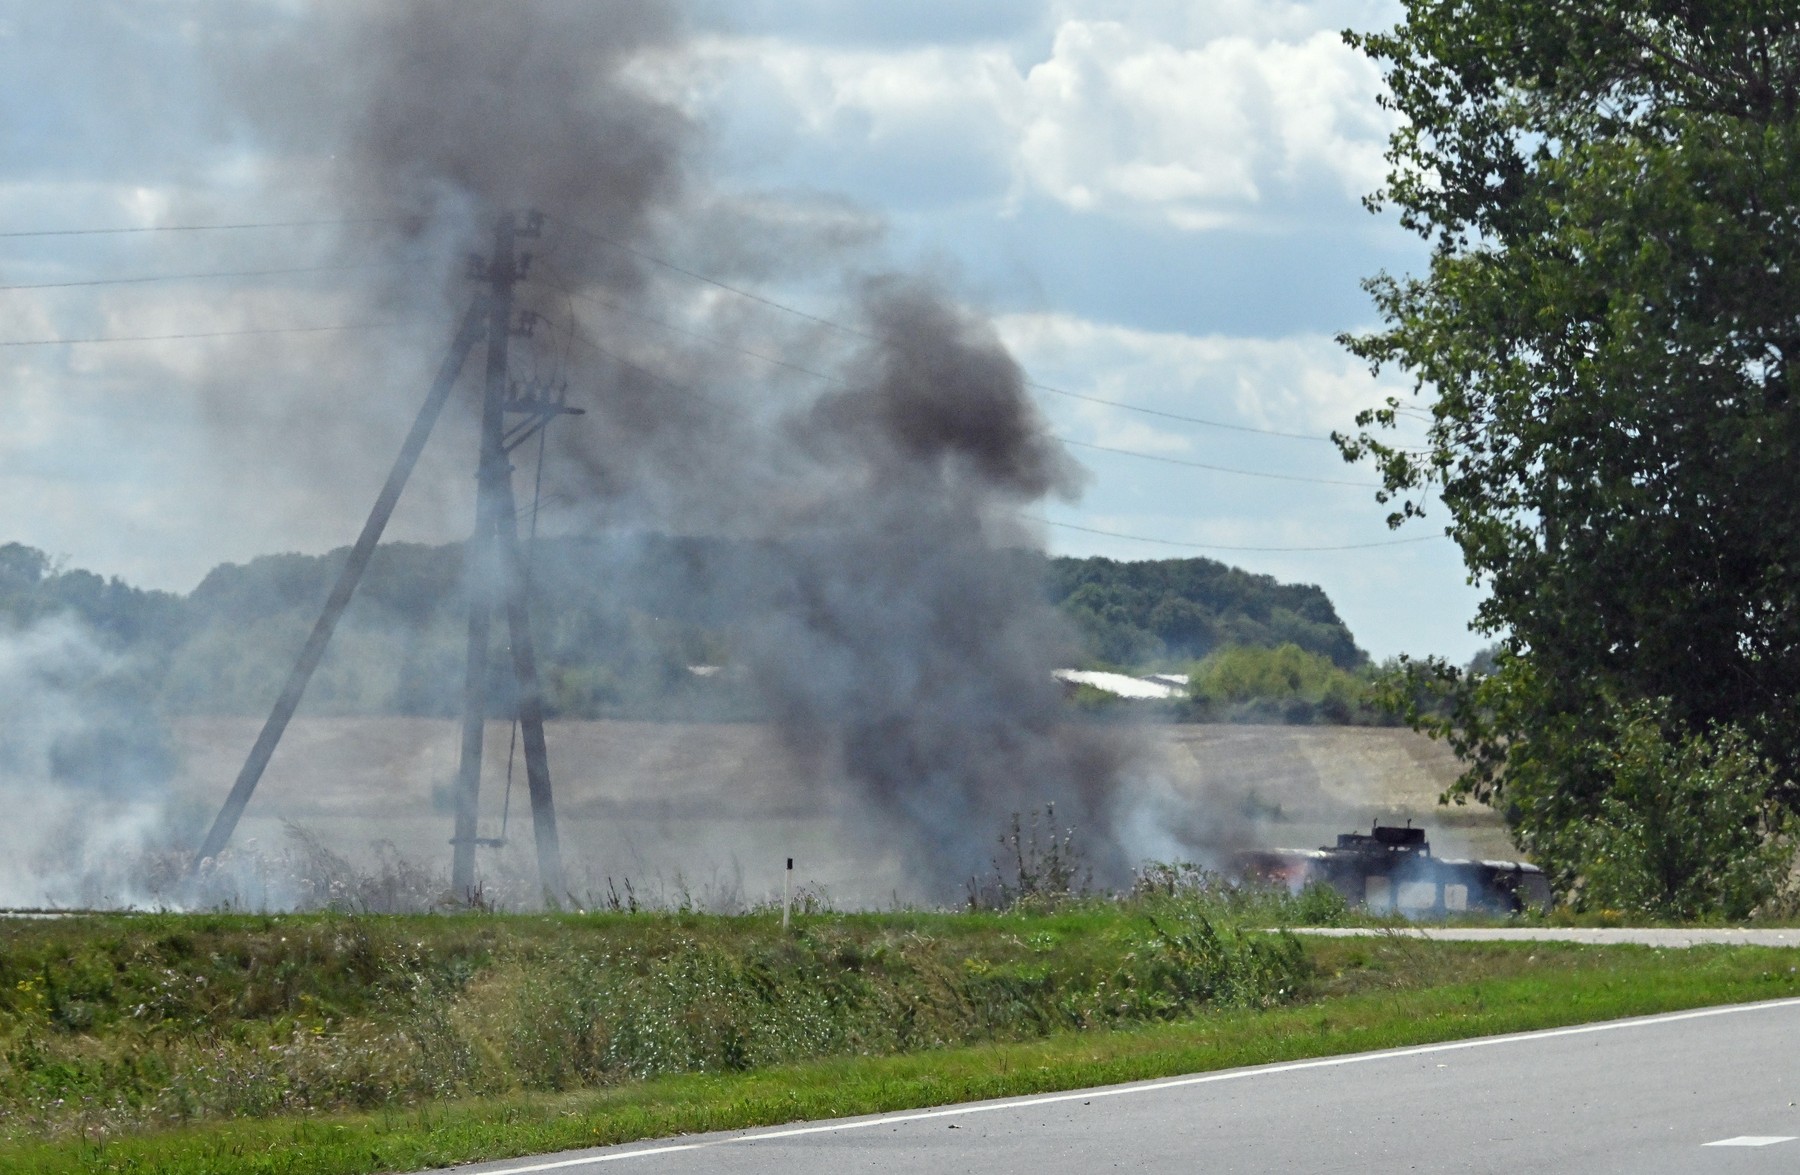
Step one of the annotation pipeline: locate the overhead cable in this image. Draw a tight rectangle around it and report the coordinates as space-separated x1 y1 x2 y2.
0 217 398 239
1054 436 1374 487
0 261 389 292
11 209 1354 446
1021 516 1440 553
542 210 1335 444
0 320 440 348
548 297 1366 489
1028 383 1330 441
537 268 839 383
546 213 873 342
560 320 705 396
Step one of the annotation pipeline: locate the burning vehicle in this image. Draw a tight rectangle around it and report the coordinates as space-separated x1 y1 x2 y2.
1237 822 1550 916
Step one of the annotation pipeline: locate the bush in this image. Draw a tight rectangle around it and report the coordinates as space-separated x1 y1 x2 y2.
967 806 1091 910
1185 644 1387 725
1567 701 1797 920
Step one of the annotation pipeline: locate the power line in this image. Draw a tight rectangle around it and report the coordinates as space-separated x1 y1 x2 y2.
557 326 1422 555
537 268 841 383
1022 516 1440 553
0 261 389 292
6 210 1355 445
1054 436 1374 488
1027 383 1331 442
0 320 439 348
0 217 397 240
546 293 1371 490
0 222 1372 484
561 318 709 398
543 210 1335 444
547 213 874 342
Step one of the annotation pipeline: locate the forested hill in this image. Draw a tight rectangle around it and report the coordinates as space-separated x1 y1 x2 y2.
1047 555 1364 669
0 538 1363 716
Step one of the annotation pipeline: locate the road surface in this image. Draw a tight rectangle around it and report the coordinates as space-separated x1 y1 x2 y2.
429 997 1800 1174
1296 926 1800 947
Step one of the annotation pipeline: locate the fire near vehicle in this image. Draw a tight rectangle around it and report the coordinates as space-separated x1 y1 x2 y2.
1236 822 1550 916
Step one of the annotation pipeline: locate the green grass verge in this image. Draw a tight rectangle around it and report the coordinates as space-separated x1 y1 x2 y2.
13 938 1799 1175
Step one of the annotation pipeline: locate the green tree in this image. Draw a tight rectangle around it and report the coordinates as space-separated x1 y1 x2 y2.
1340 5 1800 891
1187 643 1379 725
1045 555 1365 668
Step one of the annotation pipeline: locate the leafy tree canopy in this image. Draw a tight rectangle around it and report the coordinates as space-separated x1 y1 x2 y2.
1340 4 1800 883
1186 643 1391 727
1046 556 1364 669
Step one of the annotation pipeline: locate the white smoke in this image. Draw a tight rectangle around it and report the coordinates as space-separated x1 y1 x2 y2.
0 614 175 907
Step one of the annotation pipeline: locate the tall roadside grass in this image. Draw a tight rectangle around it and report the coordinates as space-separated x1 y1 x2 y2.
0 874 1332 1145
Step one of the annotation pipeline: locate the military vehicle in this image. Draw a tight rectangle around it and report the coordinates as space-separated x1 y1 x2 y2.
1236 822 1550 915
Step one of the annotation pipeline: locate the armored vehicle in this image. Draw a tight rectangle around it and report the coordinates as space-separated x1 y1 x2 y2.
1236 822 1550 915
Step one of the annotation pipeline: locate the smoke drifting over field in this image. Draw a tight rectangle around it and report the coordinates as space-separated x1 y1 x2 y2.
200 0 1161 894
0 616 174 907
12 0 1268 903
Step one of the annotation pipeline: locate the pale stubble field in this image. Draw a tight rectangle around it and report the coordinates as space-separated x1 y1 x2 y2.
170 718 1512 907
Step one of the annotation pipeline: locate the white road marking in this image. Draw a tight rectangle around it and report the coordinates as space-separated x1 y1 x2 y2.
1703 1136 1796 1147
473 997 1800 1173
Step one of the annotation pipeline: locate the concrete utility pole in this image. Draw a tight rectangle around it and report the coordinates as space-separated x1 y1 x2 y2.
450 211 565 902
195 210 572 906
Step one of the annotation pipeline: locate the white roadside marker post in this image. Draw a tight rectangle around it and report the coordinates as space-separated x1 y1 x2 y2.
783 857 793 930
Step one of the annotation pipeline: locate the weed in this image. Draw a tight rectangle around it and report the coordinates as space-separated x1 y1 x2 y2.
967 805 1092 910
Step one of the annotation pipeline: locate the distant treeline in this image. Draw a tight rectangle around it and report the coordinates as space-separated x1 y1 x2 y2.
1046 555 1364 670
0 538 1365 720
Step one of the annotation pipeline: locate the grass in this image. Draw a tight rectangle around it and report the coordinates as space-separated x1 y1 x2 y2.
0 890 1324 1148
1 894 1798 1173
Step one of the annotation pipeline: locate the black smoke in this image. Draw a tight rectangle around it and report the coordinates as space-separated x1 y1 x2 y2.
200 0 1149 896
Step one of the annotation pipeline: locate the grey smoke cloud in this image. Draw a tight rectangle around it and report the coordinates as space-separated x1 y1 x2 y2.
171 0 1169 897
227 0 691 296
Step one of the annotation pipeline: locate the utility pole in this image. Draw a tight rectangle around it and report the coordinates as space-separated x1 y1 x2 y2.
450 211 567 902
194 209 574 907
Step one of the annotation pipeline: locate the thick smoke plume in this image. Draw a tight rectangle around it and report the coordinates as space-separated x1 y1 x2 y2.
168 0 1178 899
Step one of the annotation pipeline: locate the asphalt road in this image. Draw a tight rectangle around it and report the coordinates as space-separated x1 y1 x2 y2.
434 998 1800 1175
1296 927 1800 947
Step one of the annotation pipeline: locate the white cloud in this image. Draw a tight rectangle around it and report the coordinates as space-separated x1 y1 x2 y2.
1045 0 1400 45
998 310 1410 439
697 10 1395 231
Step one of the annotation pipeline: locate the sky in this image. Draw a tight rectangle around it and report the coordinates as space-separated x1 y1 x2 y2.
0 0 1485 663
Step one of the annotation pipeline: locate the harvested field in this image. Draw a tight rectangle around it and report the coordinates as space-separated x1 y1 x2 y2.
170 718 1510 907
1155 725 1513 859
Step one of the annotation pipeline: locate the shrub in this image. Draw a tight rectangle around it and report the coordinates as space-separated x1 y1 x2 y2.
1186 644 1383 724
1567 701 1797 920
966 806 1091 910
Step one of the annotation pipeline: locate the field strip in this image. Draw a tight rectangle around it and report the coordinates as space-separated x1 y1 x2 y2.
469 997 1800 1172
